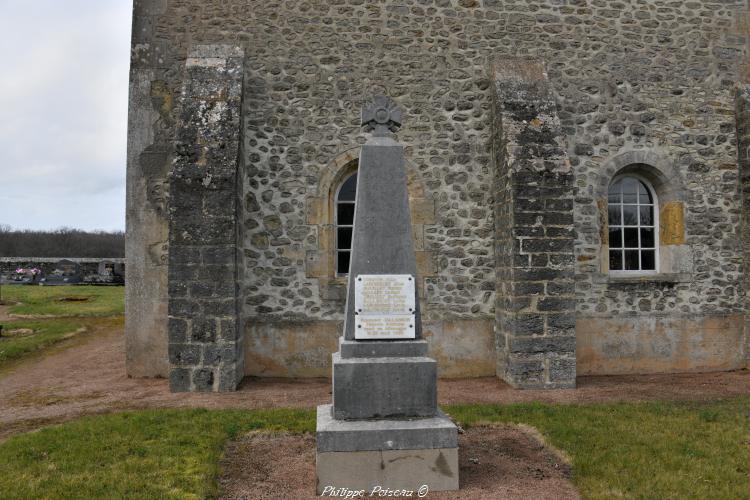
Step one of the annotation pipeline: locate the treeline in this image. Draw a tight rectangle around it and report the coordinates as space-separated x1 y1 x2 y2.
0 226 125 258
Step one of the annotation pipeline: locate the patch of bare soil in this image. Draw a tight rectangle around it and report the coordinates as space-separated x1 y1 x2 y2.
0 304 14 322
219 432 318 500
0 317 748 442
217 426 579 500
57 296 90 302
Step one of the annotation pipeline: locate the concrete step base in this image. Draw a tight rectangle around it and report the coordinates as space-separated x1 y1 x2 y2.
316 404 459 494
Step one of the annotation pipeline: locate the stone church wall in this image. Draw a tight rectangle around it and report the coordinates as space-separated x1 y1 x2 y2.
127 0 750 386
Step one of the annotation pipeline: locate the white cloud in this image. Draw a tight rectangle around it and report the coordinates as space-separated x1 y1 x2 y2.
0 0 132 231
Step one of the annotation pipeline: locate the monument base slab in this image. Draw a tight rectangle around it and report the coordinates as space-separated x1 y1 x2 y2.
339 337 428 358
332 353 437 420
315 405 459 494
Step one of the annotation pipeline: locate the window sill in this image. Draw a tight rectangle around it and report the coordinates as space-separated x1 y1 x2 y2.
592 272 692 285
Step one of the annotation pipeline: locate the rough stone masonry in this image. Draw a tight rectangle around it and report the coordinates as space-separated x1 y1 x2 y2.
126 0 750 391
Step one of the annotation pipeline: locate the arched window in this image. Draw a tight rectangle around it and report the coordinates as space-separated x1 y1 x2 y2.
608 175 658 273
335 172 357 275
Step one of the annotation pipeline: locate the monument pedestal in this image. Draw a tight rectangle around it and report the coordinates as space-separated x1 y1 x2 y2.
318 338 458 493
316 405 459 494
315 96 459 494
332 352 437 420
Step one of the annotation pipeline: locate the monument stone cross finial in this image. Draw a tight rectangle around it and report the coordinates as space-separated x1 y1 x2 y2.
361 95 402 136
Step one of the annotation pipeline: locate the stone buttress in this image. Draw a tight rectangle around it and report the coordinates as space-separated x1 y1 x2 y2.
166 45 245 392
491 59 577 389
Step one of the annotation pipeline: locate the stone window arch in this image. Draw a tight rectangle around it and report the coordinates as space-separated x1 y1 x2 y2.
607 174 659 274
334 171 357 276
597 151 689 276
306 148 438 303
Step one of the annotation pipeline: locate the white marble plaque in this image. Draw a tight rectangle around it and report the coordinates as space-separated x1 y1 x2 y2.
354 274 416 340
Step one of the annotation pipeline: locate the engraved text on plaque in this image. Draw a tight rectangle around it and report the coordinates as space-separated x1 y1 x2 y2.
354 274 415 340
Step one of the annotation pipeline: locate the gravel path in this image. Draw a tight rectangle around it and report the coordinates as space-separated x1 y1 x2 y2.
1 319 748 441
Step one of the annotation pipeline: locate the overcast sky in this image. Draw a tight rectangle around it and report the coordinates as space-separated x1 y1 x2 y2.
0 1 132 232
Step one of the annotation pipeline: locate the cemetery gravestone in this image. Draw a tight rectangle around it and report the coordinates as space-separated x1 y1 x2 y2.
11 268 42 285
41 259 82 285
94 260 125 284
315 96 459 494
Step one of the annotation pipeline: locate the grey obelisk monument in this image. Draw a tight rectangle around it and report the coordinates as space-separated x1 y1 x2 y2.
315 96 459 494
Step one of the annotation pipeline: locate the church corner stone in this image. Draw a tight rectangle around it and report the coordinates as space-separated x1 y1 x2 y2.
491 58 577 389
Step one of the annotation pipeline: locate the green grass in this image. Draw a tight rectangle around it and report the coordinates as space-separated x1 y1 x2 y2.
0 286 124 369
0 285 124 317
447 397 750 499
0 408 315 500
0 319 84 369
1 399 749 499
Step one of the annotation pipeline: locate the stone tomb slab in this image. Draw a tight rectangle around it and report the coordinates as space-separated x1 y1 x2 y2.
316 404 459 494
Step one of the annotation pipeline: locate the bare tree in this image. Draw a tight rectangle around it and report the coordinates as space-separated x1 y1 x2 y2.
0 227 125 258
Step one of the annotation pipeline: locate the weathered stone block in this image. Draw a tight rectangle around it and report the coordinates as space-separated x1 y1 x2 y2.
202 246 235 265
203 344 235 366
202 299 236 317
191 318 217 342
332 353 437 420
168 343 200 365
167 318 188 343
509 335 576 355
169 368 191 392
416 251 437 277
410 198 436 224
192 368 214 391
550 357 577 384
168 299 200 316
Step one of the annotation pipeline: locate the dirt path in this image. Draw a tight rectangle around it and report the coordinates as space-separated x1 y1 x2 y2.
218 426 579 499
1 320 749 440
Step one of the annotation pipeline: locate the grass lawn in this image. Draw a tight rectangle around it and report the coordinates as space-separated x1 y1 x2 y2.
0 285 124 369
0 409 313 500
449 397 750 499
1 398 748 499
0 319 85 369
0 285 124 317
